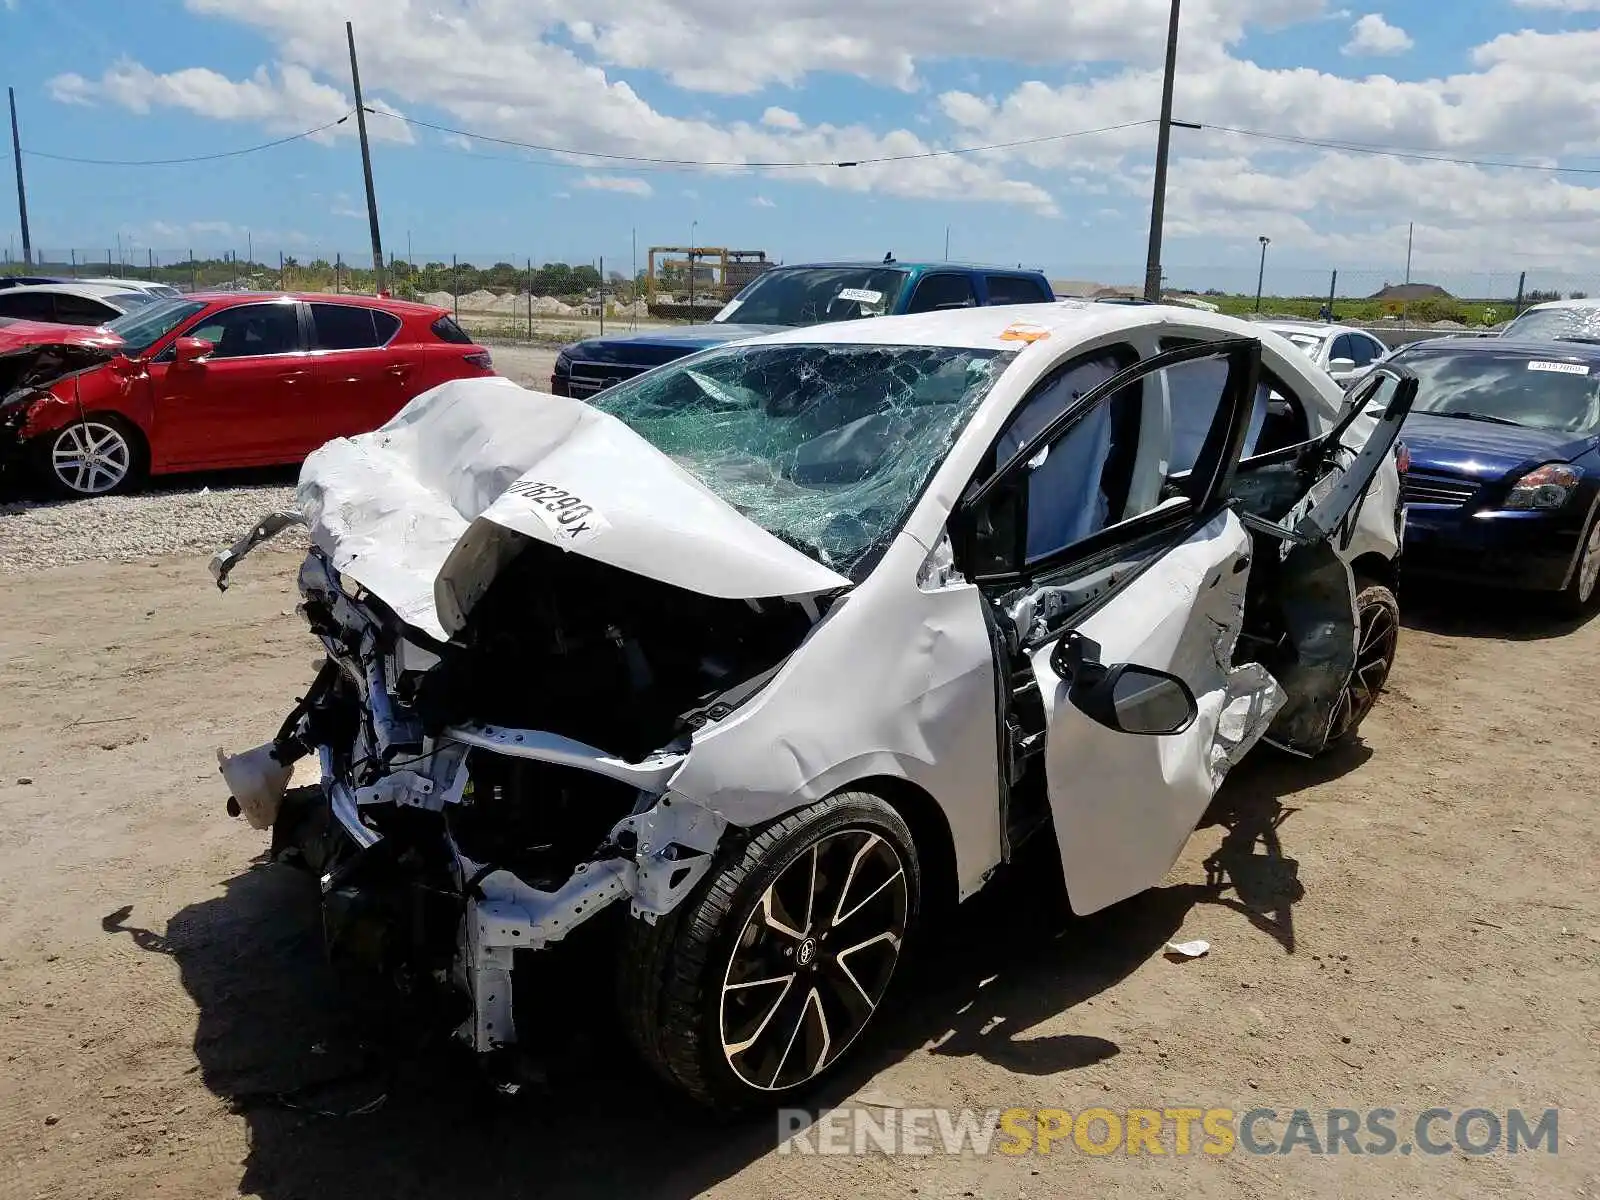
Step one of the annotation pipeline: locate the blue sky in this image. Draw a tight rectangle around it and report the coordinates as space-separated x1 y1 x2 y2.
5 0 1600 295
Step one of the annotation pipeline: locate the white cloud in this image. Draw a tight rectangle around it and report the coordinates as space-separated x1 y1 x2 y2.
761 106 803 130
1341 13 1413 56
46 58 412 142
578 175 654 196
1512 0 1600 9
752 195 776 207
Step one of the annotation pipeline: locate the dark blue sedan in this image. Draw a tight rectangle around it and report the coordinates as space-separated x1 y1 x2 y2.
1386 337 1600 611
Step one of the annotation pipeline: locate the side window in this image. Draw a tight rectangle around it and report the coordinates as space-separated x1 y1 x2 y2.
1161 337 1310 460
187 303 301 359
994 345 1141 565
985 275 1051 305
1351 334 1382 366
53 294 116 325
0 292 56 321
310 303 400 350
905 274 977 314
430 315 473 344
1329 334 1356 365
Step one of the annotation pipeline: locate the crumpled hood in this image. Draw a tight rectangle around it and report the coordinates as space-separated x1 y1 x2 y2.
563 323 786 366
296 376 851 641
0 326 125 406
1401 412 1595 479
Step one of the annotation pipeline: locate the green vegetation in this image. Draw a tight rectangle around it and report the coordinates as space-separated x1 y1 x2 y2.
1204 293 1512 325
0 257 621 301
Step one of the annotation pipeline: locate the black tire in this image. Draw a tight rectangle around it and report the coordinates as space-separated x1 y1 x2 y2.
1323 576 1399 751
1555 512 1600 617
619 790 921 1111
34 413 148 498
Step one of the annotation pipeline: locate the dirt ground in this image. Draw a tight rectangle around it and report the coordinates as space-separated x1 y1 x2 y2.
1 549 1596 1200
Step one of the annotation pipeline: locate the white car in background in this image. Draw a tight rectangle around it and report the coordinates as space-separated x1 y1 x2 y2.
0 281 159 326
74 277 185 300
1257 319 1389 389
1498 297 1600 340
211 302 1415 1110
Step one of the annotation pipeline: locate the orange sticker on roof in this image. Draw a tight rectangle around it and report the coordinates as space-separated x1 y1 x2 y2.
999 321 1051 343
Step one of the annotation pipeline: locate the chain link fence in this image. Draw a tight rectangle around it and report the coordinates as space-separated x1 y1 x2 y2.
7 248 1600 343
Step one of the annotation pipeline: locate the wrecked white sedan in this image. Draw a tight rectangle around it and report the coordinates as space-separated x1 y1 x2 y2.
213 303 1414 1110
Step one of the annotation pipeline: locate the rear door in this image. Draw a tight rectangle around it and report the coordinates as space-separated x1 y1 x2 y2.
306 302 411 442
903 273 979 313
958 340 1270 915
147 300 313 467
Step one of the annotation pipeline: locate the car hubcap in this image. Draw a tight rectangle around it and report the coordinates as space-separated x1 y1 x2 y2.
1577 521 1600 604
719 829 909 1092
1329 596 1398 742
51 422 131 495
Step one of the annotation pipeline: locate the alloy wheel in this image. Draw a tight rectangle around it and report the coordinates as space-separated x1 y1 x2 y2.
1576 520 1600 605
50 421 133 495
719 828 909 1092
1328 593 1399 743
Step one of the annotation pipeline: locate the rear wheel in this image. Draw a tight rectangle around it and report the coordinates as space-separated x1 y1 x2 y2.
619 790 920 1111
1557 514 1600 616
36 415 147 497
1324 576 1399 750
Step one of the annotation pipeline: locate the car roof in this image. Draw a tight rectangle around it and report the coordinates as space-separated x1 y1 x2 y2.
76 277 181 291
183 290 448 315
2 282 147 301
1256 319 1370 337
1518 297 1600 312
1394 335 1600 360
765 260 1046 275
736 300 1280 353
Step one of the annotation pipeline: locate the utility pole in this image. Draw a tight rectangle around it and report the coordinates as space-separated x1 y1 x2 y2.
599 255 605 335
1143 0 1182 302
1326 268 1337 318
688 220 697 310
945 225 951 260
1514 270 1526 317
347 21 386 296
1405 221 1414 285
1254 236 1270 313
8 88 31 266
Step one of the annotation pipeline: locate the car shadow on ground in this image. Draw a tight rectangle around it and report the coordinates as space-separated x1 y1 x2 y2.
111 758 1324 1200
1400 579 1598 642
0 463 298 506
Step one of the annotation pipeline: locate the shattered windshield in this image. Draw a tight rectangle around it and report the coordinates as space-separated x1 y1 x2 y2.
1399 348 1600 433
591 341 1014 574
714 267 910 326
105 298 206 355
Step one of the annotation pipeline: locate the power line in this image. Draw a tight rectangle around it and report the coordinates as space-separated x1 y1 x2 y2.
21 112 353 165
1199 122 1600 176
365 108 1158 169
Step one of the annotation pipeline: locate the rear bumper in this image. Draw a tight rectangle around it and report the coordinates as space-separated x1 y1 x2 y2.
1402 503 1585 592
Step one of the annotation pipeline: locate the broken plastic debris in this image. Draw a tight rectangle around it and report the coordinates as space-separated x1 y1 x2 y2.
1164 939 1211 960
217 743 292 830
198 486 211 495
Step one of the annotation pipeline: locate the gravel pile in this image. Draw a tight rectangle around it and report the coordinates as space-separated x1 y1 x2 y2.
0 482 301 573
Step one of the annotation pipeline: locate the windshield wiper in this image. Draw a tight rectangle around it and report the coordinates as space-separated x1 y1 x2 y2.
1429 411 1523 427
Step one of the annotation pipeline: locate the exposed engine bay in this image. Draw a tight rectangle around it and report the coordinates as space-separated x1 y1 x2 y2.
0 342 119 482
217 534 820 1076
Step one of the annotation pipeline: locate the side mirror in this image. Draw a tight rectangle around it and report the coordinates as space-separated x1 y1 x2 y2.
1068 659 1199 736
173 336 214 365
1327 356 1357 375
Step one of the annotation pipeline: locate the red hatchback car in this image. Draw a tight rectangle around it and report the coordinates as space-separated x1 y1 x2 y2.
0 292 494 496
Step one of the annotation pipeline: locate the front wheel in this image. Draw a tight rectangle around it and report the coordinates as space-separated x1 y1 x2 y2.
1324 576 1399 751
36 415 147 497
619 790 921 1111
1556 514 1600 616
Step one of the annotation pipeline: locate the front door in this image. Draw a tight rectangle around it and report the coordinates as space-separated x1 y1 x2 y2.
957 342 1412 915
149 300 312 468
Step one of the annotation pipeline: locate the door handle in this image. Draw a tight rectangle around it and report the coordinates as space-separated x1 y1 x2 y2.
386 364 412 377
